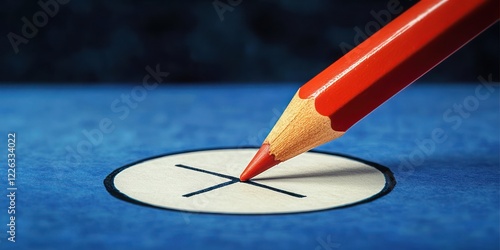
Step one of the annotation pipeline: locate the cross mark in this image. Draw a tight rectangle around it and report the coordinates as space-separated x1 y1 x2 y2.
175 164 305 198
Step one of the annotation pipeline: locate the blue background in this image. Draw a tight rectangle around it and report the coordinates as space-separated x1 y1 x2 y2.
0 82 498 249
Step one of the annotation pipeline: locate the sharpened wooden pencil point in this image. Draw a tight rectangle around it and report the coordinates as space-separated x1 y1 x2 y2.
240 143 281 181
239 0 498 180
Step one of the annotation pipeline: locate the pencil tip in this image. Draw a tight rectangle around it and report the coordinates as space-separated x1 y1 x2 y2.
240 143 281 181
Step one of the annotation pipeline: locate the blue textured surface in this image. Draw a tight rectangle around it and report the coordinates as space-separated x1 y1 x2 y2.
0 83 499 249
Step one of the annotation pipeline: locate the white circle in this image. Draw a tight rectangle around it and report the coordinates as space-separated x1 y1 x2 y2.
105 148 394 214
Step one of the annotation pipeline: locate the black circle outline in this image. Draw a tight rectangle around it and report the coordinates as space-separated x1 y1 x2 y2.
103 147 396 215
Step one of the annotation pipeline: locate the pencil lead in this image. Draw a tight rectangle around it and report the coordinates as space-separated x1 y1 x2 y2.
240 143 281 181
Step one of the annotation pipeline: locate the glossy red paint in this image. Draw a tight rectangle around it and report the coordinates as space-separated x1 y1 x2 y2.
299 0 498 131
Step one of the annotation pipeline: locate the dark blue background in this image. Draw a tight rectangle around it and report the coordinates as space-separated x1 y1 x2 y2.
1 0 498 83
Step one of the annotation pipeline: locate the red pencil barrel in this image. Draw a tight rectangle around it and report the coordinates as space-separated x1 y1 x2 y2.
299 0 499 132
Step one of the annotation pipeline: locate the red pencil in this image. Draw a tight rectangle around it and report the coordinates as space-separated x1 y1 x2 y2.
240 0 499 181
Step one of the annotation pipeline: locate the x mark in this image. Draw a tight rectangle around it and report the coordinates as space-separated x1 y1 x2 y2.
175 164 305 198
